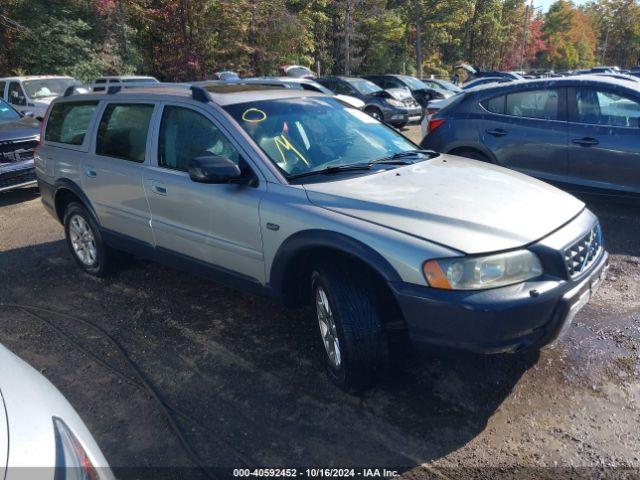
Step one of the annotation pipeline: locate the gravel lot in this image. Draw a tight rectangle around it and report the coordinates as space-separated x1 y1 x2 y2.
0 125 638 479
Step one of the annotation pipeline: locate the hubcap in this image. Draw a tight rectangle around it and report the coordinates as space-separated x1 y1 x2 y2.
69 214 97 266
316 286 341 369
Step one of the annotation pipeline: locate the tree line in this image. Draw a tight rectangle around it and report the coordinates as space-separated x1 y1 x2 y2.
1 0 639 82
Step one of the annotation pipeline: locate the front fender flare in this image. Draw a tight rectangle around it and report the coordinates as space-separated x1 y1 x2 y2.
269 229 402 302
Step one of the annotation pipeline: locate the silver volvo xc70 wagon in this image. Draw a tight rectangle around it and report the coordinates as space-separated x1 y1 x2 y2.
35 83 609 391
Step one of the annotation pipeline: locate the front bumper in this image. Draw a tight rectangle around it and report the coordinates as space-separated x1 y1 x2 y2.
0 160 36 192
390 249 609 354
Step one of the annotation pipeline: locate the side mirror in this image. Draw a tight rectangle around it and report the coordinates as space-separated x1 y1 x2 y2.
188 155 242 184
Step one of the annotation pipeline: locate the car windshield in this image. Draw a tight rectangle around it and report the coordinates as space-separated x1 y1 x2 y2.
400 75 428 90
224 97 418 179
348 79 383 95
0 100 20 122
23 78 76 99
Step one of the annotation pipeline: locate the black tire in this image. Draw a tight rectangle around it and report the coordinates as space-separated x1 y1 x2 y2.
63 202 113 277
365 107 383 122
311 263 389 393
450 148 491 163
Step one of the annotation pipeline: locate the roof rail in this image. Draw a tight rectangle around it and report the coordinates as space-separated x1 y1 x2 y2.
190 85 211 103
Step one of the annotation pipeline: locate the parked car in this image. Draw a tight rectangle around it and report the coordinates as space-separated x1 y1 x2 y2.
0 76 77 119
420 95 461 137
421 75 640 198
91 75 159 92
229 77 365 110
213 71 240 82
316 76 421 127
36 84 608 391
363 74 452 108
0 98 40 193
280 65 314 78
462 76 513 89
0 343 112 477
420 78 462 94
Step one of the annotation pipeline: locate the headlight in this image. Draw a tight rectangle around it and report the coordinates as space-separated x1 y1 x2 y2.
53 417 99 480
385 98 404 107
423 250 543 290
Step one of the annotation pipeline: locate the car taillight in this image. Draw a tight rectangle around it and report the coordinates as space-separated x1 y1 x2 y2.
428 118 446 132
53 417 100 480
425 108 439 116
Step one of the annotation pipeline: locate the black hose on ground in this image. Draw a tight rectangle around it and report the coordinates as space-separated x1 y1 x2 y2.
0 302 253 480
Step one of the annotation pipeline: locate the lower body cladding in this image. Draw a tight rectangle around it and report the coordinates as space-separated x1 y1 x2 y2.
0 159 36 193
390 251 608 354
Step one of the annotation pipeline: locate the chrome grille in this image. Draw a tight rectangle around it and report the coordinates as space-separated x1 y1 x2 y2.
563 223 603 278
0 138 39 164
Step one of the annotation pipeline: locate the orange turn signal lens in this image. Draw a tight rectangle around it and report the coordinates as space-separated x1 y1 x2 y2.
422 260 452 289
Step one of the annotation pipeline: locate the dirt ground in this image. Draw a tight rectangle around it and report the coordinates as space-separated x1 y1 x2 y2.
0 125 638 479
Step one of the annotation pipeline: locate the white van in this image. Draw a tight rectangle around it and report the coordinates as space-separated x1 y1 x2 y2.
0 76 77 120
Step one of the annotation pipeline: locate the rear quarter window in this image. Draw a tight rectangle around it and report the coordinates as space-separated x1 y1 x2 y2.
45 101 98 145
481 95 505 114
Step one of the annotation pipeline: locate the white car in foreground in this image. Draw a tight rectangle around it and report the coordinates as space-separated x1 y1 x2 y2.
0 343 112 480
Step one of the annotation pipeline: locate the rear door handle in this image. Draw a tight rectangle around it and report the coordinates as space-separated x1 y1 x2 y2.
486 128 507 137
572 137 599 147
84 167 97 178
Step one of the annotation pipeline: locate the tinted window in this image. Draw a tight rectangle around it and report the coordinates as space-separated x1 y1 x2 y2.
0 82 5 98
158 106 240 171
505 89 558 120
575 87 640 127
96 103 154 162
332 81 356 95
45 101 98 145
482 95 505 114
8 82 26 106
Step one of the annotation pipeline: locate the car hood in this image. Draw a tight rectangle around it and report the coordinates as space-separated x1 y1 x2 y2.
385 87 413 101
303 155 584 254
0 117 40 141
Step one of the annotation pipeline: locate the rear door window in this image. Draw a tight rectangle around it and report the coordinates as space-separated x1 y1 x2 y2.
505 89 559 120
45 101 99 145
575 87 640 127
96 103 154 162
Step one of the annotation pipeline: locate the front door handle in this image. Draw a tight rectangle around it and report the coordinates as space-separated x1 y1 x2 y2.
84 167 97 178
486 128 507 137
572 137 599 147
149 181 167 195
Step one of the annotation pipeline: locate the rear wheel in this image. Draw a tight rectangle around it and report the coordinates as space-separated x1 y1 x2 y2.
63 202 113 277
311 263 389 393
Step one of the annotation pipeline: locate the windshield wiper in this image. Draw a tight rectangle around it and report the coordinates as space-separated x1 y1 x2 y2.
287 164 372 180
369 149 438 166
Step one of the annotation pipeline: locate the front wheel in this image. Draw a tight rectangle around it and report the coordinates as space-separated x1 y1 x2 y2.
311 264 389 393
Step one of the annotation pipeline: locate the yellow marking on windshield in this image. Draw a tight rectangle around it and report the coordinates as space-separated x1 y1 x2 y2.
242 108 267 123
274 134 309 165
